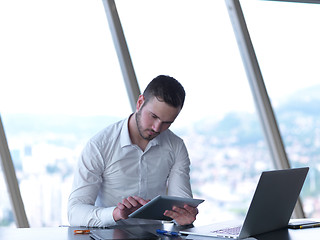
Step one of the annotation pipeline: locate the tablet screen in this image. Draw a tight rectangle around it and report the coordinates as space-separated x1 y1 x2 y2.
128 195 204 221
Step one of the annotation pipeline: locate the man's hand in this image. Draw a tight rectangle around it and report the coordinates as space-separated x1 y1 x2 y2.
164 204 199 225
112 196 149 222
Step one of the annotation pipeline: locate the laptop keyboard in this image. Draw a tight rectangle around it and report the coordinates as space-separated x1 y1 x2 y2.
211 226 241 236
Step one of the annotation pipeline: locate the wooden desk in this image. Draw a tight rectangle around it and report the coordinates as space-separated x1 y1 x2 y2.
0 224 319 240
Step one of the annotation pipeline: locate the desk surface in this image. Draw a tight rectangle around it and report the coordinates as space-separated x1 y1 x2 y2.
0 223 319 240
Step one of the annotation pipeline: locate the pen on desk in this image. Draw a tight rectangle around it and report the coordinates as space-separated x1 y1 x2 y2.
156 229 180 236
299 223 320 229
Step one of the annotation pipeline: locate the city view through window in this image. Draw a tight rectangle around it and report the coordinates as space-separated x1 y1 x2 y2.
1 0 319 227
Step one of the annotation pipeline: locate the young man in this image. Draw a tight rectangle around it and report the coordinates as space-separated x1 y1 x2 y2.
68 75 198 227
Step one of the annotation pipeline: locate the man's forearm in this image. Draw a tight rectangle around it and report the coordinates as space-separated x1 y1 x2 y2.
68 202 116 227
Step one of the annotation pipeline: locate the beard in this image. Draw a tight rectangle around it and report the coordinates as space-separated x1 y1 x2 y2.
135 110 159 141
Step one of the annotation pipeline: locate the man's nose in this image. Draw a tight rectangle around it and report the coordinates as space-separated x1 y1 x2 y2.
152 119 162 132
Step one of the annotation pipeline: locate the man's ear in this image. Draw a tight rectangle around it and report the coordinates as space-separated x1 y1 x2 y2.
136 95 145 111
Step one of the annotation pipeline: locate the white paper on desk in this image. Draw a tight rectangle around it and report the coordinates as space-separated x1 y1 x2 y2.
185 235 257 240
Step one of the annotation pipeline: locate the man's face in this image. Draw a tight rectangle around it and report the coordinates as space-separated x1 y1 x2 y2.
135 96 181 141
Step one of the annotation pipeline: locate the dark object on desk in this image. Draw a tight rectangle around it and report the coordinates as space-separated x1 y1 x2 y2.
288 220 320 229
128 195 204 221
89 227 158 240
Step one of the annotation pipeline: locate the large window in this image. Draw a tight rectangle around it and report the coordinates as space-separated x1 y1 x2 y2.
1 0 317 227
116 0 273 225
240 0 320 218
0 0 131 227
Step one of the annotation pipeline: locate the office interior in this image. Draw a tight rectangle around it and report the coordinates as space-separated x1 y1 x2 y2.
0 0 320 228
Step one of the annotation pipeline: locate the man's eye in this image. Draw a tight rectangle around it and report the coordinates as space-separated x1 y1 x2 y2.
151 114 157 119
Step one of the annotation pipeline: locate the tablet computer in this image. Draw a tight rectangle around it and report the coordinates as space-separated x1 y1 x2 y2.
128 195 204 221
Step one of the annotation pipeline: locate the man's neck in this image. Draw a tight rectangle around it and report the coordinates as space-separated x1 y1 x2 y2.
128 113 149 151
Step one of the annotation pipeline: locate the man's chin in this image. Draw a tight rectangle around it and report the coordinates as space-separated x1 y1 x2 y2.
144 133 159 141
145 135 155 141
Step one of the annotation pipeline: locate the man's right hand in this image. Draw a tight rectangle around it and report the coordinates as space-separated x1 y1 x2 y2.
112 196 149 222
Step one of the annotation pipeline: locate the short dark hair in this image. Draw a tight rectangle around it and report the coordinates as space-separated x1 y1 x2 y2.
143 75 185 109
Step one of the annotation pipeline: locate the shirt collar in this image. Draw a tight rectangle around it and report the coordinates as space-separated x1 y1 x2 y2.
120 116 132 148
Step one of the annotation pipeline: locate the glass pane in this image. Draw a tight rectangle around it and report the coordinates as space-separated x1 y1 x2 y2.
241 0 320 218
0 0 131 227
116 0 273 225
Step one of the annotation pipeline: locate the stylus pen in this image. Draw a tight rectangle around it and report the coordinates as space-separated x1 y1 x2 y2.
156 229 181 236
299 223 320 229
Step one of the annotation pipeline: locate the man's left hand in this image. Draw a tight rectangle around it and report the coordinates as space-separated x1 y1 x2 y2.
163 204 199 225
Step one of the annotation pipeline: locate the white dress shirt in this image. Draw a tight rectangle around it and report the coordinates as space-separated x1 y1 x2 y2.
67 116 192 227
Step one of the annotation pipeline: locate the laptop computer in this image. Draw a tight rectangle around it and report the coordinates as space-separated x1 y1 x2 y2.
180 167 309 239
